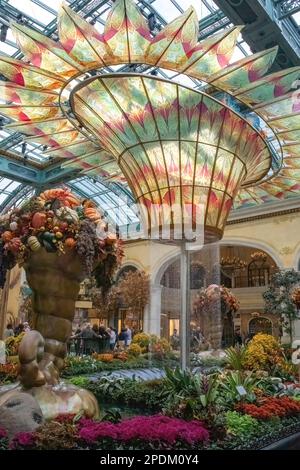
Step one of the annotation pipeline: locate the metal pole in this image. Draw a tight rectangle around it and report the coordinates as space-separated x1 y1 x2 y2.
180 241 190 370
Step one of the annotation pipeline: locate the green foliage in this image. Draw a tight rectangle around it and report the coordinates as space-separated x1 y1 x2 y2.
164 367 218 408
62 355 167 377
225 346 247 371
67 376 90 388
225 411 258 437
87 376 167 410
219 371 260 406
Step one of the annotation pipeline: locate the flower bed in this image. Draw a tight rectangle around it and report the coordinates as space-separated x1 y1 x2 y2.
8 414 209 450
236 397 300 420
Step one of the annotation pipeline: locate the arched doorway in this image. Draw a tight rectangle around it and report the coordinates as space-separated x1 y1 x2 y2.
249 317 273 336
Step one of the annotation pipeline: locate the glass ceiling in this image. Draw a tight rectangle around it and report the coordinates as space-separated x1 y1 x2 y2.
0 0 299 221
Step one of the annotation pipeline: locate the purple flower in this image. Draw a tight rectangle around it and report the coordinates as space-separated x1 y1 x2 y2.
78 415 209 446
79 422 119 442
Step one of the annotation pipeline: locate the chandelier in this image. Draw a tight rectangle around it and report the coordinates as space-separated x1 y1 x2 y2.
0 0 299 242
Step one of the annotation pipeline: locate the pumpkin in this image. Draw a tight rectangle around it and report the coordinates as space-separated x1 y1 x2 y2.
7 237 22 253
31 212 47 229
27 236 41 252
1 231 13 242
84 207 102 222
42 231 55 242
106 233 117 245
64 237 76 249
56 207 79 224
39 188 80 208
9 221 18 232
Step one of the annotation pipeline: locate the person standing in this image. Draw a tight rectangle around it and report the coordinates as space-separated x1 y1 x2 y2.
107 327 116 351
4 323 14 339
125 326 132 347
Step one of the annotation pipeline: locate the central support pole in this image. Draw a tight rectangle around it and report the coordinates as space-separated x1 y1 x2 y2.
180 241 190 370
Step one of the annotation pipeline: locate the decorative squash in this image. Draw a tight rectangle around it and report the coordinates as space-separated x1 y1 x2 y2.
56 207 79 224
27 236 41 252
64 237 76 249
1 231 13 242
31 212 47 229
39 188 80 208
9 222 18 232
106 233 117 245
7 237 22 253
84 207 102 222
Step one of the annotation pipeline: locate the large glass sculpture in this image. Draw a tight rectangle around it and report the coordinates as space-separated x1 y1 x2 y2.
0 0 299 376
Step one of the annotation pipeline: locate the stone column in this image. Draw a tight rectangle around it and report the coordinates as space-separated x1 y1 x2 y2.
146 284 162 336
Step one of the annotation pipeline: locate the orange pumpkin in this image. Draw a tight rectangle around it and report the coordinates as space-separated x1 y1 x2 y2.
64 237 76 249
1 231 13 242
7 237 21 253
106 233 117 245
84 207 101 221
31 212 47 229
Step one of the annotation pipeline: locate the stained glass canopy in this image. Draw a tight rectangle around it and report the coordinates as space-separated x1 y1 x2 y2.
0 0 299 237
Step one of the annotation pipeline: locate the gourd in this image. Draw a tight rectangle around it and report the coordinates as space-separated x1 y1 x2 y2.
1 231 13 242
56 207 79 224
64 237 76 249
27 236 41 252
31 212 47 229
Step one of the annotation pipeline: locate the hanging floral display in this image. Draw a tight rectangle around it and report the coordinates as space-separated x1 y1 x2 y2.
0 187 123 290
193 284 240 317
193 284 240 349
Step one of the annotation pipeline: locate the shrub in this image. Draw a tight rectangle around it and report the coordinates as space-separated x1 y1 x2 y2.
236 396 300 420
5 332 25 356
127 343 142 357
225 411 258 437
243 334 283 372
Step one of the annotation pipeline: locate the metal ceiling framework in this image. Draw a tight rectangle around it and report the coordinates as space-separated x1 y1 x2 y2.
275 0 300 20
0 0 299 219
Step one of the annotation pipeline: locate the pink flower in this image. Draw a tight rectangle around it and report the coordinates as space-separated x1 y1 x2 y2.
0 428 7 439
78 415 209 446
10 432 36 449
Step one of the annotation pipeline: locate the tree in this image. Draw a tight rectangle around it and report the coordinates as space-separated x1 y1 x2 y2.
263 269 300 344
118 270 150 315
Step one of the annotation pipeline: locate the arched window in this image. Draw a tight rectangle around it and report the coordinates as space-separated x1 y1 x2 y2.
161 261 206 289
249 317 273 336
116 265 137 283
248 253 271 287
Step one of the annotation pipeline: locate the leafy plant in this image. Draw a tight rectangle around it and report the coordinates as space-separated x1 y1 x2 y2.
225 411 258 437
219 371 260 406
225 346 247 371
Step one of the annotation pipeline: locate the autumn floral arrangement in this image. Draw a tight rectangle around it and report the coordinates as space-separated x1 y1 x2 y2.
0 188 123 290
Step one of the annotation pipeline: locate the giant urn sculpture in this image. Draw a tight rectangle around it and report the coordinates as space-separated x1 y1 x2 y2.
0 188 122 419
